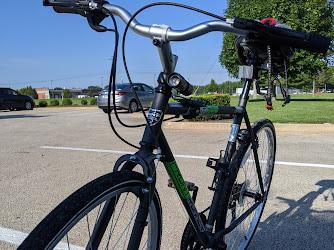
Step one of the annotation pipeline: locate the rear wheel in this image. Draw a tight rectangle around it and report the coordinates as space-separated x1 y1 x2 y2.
216 119 276 249
103 108 112 113
129 100 138 113
19 171 162 250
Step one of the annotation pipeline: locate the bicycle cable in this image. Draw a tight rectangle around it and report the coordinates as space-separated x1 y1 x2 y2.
100 2 228 150
102 7 141 149
100 5 179 150
119 2 228 148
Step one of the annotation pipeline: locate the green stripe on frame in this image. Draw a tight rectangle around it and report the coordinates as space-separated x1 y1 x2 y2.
165 161 191 200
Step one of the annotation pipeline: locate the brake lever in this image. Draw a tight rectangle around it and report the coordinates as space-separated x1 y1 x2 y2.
86 12 108 32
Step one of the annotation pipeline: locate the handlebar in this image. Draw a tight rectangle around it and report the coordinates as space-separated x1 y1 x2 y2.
43 0 89 15
233 18 331 54
44 0 331 54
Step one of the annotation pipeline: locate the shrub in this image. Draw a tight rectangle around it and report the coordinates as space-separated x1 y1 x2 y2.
90 98 97 105
62 98 73 106
49 99 60 106
81 99 88 105
39 100 48 107
193 94 230 106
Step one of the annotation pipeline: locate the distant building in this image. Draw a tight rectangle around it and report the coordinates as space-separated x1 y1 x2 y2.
35 88 50 99
49 89 63 99
35 88 101 99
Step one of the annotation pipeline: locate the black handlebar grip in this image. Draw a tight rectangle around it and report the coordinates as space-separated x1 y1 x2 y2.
233 18 331 54
53 6 86 15
43 0 87 15
274 32 330 54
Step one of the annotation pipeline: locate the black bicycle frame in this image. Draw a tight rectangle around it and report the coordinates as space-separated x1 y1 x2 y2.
114 40 266 248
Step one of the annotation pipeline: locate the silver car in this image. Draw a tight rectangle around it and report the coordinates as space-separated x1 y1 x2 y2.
97 83 154 113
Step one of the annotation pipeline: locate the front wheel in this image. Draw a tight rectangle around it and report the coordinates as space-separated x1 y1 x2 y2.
24 101 33 110
19 171 162 250
216 119 276 249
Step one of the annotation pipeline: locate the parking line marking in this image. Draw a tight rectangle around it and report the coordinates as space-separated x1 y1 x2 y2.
0 227 27 246
41 146 334 169
0 227 84 249
41 146 133 155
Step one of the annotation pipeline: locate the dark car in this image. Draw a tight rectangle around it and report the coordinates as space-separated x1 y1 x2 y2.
97 83 154 113
0 88 34 111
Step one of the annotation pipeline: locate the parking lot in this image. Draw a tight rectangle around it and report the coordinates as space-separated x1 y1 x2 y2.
1 108 334 249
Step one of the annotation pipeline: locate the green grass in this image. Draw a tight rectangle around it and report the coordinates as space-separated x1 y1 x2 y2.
230 94 334 124
34 98 97 106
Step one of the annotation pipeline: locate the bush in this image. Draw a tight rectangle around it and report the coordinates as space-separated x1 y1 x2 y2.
62 98 73 106
81 99 88 105
39 100 48 107
49 99 60 106
193 94 230 106
90 98 97 105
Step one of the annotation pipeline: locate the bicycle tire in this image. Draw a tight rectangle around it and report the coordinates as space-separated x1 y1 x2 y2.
19 171 162 250
216 119 276 250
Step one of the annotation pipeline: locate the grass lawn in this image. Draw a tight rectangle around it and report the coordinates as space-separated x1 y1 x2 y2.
230 93 334 124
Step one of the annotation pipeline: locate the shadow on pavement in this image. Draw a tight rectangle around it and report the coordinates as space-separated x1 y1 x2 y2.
249 179 334 249
0 113 46 119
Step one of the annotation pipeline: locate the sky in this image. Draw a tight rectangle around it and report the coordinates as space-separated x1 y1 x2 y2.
0 0 237 90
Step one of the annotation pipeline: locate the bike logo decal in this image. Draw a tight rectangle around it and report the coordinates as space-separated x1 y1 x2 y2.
165 161 191 199
186 199 206 232
199 106 219 115
206 105 219 114
147 108 163 126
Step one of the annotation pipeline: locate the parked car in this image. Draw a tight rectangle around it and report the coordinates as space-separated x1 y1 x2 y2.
0 88 34 111
97 83 154 113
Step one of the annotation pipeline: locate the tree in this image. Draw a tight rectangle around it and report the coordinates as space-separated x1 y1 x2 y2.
317 66 334 87
219 0 334 89
87 91 93 97
63 89 72 98
206 79 220 93
19 86 38 99
54 87 63 90
87 86 102 91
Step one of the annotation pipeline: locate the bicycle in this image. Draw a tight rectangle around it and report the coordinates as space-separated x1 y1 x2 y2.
19 1 330 249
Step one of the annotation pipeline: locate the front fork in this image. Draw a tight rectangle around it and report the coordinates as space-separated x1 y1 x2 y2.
204 78 252 232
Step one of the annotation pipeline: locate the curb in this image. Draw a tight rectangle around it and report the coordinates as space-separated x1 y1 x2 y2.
34 106 99 111
162 121 334 133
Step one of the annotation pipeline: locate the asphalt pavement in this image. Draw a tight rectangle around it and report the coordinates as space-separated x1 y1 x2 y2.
0 108 333 249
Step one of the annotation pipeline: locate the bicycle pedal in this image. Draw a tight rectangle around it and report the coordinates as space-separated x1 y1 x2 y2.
208 187 218 192
168 179 197 191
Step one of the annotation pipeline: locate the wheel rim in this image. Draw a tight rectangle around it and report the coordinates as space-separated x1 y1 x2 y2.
25 102 32 110
130 101 138 112
46 183 160 250
224 126 275 249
